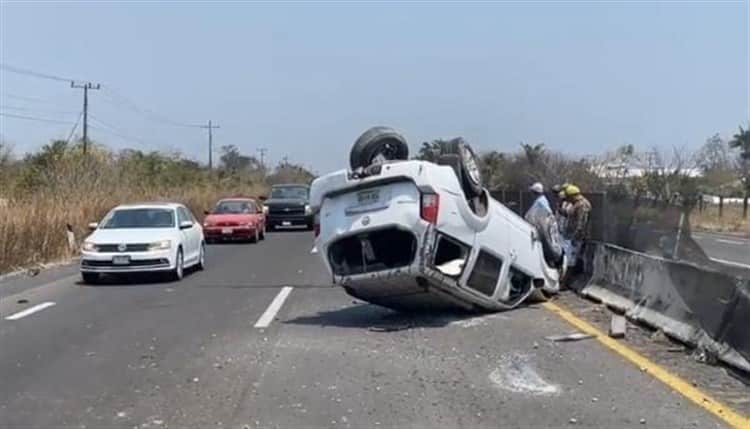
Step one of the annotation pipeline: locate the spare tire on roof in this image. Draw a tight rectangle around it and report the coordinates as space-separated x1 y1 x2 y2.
350 126 409 170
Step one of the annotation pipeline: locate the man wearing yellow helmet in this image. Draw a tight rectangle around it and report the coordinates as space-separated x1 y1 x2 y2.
561 184 592 281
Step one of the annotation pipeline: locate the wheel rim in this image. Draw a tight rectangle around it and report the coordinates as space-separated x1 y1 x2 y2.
255 229 259 241
462 145 481 185
176 252 183 278
200 245 205 267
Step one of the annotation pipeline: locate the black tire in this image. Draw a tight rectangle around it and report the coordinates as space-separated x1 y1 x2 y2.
196 243 206 270
170 248 184 282
440 138 483 198
250 228 259 243
81 272 99 284
350 126 409 170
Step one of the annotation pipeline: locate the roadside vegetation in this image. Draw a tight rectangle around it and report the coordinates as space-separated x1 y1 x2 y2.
0 140 313 274
417 126 750 234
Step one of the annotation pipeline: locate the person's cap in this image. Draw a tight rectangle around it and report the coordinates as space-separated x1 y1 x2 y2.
529 182 544 193
565 185 581 196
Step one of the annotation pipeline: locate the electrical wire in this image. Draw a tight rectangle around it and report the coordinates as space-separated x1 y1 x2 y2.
0 104 79 115
0 92 66 104
88 115 153 148
66 111 83 144
0 63 77 83
100 86 203 128
0 112 75 125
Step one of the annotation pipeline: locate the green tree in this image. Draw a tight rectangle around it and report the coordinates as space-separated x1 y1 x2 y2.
520 142 545 165
729 125 750 193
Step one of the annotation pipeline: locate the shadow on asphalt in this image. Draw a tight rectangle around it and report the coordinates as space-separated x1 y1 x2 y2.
76 267 201 287
284 303 482 330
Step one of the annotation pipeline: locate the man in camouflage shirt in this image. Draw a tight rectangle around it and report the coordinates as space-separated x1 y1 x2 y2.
561 185 591 288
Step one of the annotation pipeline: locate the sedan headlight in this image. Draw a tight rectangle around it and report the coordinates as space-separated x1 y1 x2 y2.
148 240 172 251
82 241 97 252
304 204 312 215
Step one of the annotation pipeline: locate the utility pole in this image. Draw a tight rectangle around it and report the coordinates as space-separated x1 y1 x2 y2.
201 120 220 169
257 147 268 169
70 81 100 154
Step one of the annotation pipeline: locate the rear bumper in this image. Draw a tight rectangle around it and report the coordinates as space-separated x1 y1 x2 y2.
204 226 258 239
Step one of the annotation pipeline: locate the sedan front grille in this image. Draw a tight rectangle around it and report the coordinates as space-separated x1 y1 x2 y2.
82 258 169 268
96 244 150 252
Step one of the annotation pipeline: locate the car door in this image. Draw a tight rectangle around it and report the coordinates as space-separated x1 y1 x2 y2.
177 206 199 262
249 200 263 229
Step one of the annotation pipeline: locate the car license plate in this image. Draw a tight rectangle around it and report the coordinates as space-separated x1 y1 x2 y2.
282 221 291 226
112 255 130 265
346 188 388 214
222 228 233 235
358 189 380 205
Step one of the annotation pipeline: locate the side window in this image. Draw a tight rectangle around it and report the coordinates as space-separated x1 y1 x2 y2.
177 207 189 225
466 250 503 297
248 201 258 214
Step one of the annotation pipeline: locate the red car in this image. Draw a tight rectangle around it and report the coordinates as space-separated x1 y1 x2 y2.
203 198 266 243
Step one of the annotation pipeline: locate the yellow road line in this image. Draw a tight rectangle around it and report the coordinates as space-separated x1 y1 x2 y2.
542 301 750 429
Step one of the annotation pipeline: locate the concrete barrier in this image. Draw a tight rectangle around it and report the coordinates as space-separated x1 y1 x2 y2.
577 242 750 373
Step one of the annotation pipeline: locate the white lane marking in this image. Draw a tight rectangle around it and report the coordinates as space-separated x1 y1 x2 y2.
5 302 56 320
254 287 293 328
709 257 750 269
716 239 747 245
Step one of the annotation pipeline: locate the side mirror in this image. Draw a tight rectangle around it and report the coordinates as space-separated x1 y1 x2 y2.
179 220 194 230
88 222 98 231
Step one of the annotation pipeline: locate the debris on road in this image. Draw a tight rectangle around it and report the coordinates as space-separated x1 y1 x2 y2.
16 299 28 304
569 417 578 424
545 332 595 342
609 314 627 338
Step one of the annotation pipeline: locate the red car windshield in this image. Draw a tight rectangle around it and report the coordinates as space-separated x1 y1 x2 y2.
214 200 256 214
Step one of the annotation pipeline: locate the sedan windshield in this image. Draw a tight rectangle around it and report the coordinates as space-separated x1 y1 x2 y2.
270 186 309 200
214 200 255 214
101 208 175 229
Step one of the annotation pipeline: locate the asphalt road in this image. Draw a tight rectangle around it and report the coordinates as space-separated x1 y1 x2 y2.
0 232 730 428
691 232 750 267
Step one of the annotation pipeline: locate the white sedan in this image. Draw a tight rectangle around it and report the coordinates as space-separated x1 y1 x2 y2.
80 203 205 283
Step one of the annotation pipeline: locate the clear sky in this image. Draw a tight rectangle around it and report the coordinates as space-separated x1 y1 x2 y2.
1 1 748 172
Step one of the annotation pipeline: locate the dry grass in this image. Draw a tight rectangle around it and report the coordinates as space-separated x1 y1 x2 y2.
0 184 265 274
691 204 750 235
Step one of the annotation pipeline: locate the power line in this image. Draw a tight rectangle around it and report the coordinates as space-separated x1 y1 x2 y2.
100 86 203 128
66 111 84 144
0 92 67 104
88 115 151 148
0 104 79 115
0 112 75 125
0 63 77 83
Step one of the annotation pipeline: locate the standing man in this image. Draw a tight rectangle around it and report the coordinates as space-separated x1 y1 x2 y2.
525 182 552 218
562 185 592 284
526 182 564 266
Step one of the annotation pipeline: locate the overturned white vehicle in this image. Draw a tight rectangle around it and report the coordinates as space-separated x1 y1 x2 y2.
310 127 564 312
